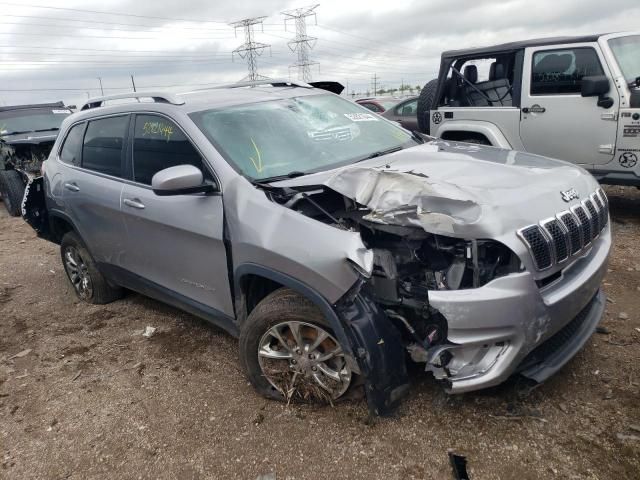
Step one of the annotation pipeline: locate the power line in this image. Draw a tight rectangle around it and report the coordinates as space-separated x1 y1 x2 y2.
0 2 228 24
230 17 271 81
282 4 319 82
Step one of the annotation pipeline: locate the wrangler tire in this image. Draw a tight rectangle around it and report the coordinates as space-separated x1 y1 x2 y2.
417 79 438 134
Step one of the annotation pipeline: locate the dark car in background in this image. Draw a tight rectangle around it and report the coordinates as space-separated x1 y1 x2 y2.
355 97 401 113
0 102 71 215
381 96 418 131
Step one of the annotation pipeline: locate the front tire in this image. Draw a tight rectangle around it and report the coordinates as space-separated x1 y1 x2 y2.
239 288 354 404
60 231 123 304
0 170 26 217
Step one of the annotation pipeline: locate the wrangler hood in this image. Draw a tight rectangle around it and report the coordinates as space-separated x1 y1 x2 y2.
271 140 601 239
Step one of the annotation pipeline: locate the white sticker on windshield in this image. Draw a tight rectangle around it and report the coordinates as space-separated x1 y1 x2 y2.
52 109 71 114
344 113 379 122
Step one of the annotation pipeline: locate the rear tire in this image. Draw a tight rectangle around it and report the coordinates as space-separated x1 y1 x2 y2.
417 79 438 134
0 170 26 217
239 288 355 404
60 231 123 304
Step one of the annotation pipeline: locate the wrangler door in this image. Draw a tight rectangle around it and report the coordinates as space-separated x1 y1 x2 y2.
520 44 619 167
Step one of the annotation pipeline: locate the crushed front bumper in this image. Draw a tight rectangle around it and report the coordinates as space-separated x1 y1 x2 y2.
425 224 610 393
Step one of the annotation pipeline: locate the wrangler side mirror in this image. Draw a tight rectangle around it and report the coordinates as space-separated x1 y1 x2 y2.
581 75 610 97
581 75 613 109
151 165 217 196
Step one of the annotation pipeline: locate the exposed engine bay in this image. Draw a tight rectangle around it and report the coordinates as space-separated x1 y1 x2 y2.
0 138 53 174
263 184 522 372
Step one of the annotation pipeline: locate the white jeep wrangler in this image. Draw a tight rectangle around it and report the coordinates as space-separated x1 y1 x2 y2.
417 32 640 187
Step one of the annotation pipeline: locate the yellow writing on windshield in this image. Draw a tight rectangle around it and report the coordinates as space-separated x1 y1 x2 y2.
249 137 263 173
142 121 174 141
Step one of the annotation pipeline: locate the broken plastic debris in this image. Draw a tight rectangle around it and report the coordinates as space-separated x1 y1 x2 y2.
142 326 157 338
9 349 32 359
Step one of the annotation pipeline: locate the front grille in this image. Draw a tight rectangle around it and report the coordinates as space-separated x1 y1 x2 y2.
518 190 608 271
517 293 597 372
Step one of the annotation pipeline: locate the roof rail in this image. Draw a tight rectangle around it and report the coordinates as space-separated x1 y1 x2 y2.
81 91 185 111
210 79 313 90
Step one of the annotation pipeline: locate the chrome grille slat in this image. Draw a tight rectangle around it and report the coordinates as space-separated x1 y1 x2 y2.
518 189 608 271
541 218 569 263
558 212 581 255
584 199 599 239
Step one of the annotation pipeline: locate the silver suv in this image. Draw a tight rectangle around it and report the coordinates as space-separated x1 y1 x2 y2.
23 80 611 415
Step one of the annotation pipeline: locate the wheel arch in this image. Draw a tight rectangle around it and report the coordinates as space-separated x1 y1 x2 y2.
436 121 512 148
234 263 358 360
48 209 82 245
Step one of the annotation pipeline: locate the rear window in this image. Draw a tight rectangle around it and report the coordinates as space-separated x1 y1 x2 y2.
82 116 129 177
59 123 85 166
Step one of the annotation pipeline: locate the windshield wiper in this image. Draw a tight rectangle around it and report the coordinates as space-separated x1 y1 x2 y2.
3 130 32 135
34 127 59 132
253 171 307 184
359 145 404 162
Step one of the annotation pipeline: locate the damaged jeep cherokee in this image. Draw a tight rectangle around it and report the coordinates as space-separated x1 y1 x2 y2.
23 81 611 415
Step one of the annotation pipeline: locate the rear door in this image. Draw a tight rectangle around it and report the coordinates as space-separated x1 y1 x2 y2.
61 115 129 264
120 113 234 318
389 98 418 130
520 44 619 166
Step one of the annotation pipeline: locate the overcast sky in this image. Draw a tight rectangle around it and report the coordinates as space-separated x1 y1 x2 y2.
1 0 639 107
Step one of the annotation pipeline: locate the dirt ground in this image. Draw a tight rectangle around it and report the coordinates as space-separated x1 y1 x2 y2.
1 186 639 480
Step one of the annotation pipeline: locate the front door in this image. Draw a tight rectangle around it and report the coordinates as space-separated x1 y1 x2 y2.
120 113 234 319
520 44 619 166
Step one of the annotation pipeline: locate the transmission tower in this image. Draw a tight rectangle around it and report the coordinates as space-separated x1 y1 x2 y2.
282 4 319 82
230 16 271 81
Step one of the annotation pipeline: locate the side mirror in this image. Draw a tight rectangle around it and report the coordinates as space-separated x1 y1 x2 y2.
581 75 610 97
151 165 216 196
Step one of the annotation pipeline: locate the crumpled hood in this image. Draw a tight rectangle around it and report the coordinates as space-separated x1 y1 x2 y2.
271 140 600 239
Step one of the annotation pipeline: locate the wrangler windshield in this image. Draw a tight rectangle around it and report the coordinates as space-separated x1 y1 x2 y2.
609 35 640 83
190 93 418 180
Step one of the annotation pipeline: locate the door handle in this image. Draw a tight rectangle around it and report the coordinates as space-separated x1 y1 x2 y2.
522 105 546 114
64 182 80 192
123 198 145 209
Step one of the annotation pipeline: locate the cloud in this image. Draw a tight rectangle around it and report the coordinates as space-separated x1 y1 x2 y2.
0 0 637 106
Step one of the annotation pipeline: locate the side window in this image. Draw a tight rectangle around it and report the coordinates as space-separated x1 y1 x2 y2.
360 102 381 113
59 123 84 165
132 114 207 185
531 48 604 95
397 99 417 116
82 116 128 177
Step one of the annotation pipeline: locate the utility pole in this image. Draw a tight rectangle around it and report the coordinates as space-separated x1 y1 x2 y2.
372 73 379 95
97 77 104 95
282 4 319 82
130 75 137 92
230 17 271 82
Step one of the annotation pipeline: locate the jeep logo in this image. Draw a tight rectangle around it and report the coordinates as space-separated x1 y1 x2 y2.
560 188 579 202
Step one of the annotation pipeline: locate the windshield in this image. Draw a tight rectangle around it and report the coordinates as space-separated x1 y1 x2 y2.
608 35 640 83
190 93 418 180
0 107 71 136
